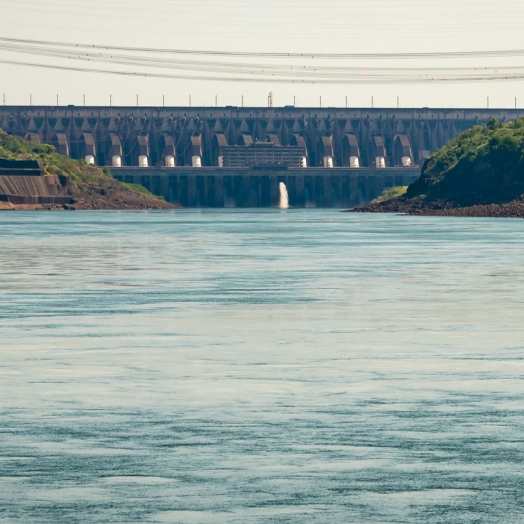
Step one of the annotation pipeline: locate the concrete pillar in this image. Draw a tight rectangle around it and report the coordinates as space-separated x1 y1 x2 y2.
196 176 205 207
358 175 367 205
349 174 358 207
214 175 224 207
323 176 332 207
152 175 162 197
295 175 305 207
179 176 188 207
332 175 342 207
261 176 270 207
305 176 314 207
223 176 233 207
371 174 383 201
256 176 263 207
233 175 243 207
242 175 257 207
204 176 213 207
161 174 170 202
285 176 295 207
269 175 279 207
187 176 197 206
167 176 177 204
341 176 350 208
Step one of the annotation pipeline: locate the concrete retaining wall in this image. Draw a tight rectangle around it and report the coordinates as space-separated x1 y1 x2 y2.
0 175 72 204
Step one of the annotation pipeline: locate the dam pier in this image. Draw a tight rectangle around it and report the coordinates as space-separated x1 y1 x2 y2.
111 166 417 208
1 105 522 207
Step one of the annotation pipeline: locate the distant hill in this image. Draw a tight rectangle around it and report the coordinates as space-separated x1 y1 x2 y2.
353 118 524 218
0 131 176 210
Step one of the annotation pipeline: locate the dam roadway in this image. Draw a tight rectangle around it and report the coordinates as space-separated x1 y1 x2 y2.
1 105 523 207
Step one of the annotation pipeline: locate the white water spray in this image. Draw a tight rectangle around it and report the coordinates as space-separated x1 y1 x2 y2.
279 182 289 209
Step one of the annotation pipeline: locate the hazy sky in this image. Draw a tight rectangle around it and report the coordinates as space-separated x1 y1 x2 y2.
1 0 524 108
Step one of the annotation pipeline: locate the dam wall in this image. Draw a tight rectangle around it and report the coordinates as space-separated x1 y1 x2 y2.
1 106 523 169
111 167 420 208
2 105 521 207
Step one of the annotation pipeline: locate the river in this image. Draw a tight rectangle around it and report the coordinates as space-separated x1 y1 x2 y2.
1 209 523 523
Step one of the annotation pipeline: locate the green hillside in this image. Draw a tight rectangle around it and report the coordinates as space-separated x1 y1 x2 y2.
407 118 524 205
0 129 118 186
0 130 173 210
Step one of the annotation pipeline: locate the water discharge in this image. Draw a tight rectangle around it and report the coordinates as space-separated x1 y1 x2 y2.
279 181 289 208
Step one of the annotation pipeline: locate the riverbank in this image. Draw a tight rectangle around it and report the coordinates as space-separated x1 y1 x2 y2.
351 118 524 218
351 195 524 218
0 177 178 211
0 131 177 211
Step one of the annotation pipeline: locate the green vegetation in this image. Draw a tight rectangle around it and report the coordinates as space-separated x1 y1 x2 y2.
371 186 408 204
121 182 165 200
0 129 112 186
0 130 164 201
406 117 524 204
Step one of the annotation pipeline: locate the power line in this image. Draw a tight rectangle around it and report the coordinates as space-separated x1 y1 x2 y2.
2 58 524 84
2 37 524 85
3 41 524 76
3 37 524 60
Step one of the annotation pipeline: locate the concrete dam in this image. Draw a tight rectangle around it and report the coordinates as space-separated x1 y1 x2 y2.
1 106 522 207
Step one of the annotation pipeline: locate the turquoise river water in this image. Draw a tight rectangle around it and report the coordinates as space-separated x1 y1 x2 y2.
0 209 523 523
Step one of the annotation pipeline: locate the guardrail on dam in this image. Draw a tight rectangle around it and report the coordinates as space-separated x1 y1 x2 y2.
1 105 522 206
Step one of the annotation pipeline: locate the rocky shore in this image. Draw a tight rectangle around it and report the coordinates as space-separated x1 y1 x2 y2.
0 192 177 211
351 195 524 218
0 177 177 211
53 182 177 211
